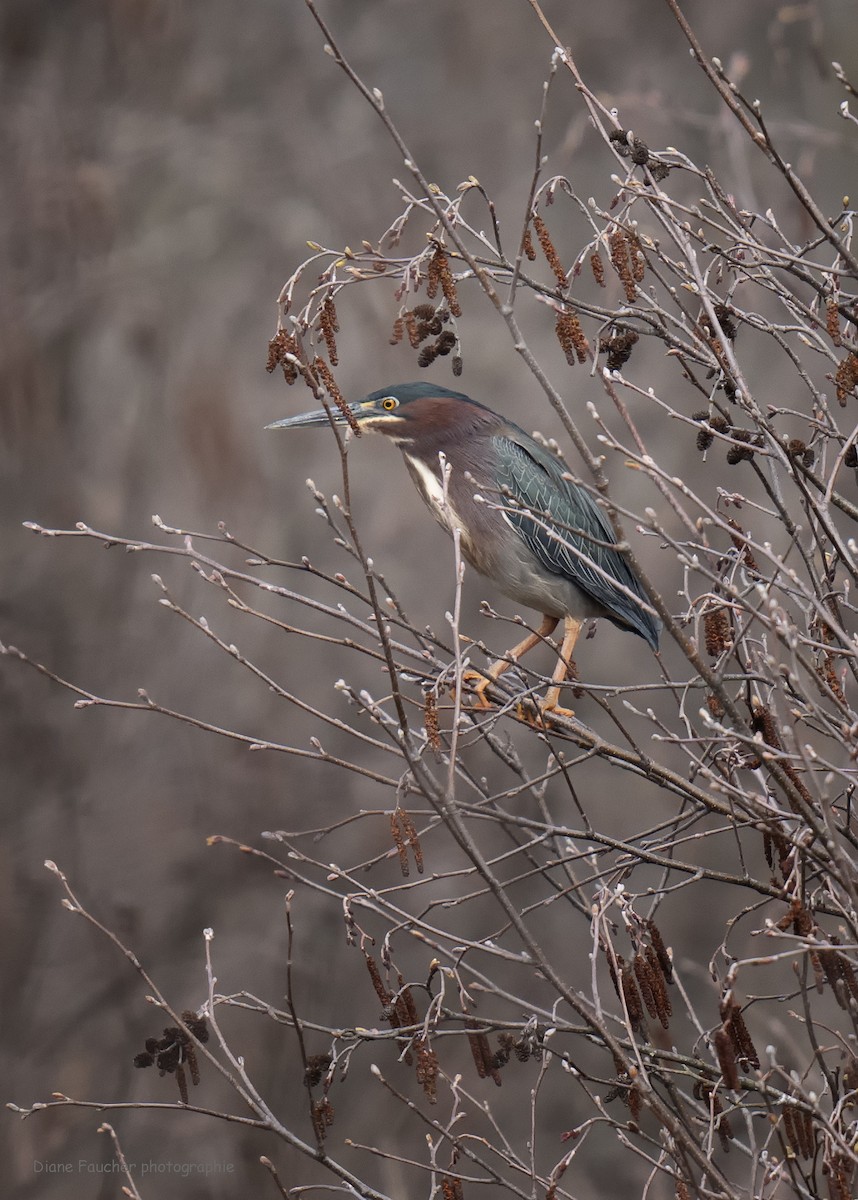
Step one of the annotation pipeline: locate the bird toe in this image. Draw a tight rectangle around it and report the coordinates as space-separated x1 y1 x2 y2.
458 669 495 709
538 700 576 727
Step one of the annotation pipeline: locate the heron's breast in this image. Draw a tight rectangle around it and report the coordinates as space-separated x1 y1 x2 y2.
403 454 475 554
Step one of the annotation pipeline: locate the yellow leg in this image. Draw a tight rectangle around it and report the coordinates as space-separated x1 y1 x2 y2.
540 616 583 718
462 615 559 709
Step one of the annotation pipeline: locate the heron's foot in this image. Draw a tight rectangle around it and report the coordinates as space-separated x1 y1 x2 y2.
538 698 576 728
534 668 580 727
512 696 575 728
514 698 539 725
459 668 495 710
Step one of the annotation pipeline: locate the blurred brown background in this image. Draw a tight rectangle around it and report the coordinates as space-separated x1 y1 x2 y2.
2 1 854 1196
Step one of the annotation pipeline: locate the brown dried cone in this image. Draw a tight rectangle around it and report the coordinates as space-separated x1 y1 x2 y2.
619 957 645 1031
646 919 673 984
826 295 842 346
423 691 441 751
730 1002 758 1065
712 303 738 341
726 429 756 464
608 128 632 155
133 1016 208 1101
412 302 437 321
411 310 443 344
704 606 731 657
813 617 846 703
434 329 457 356
533 213 567 288
390 811 409 877
835 350 858 405
555 309 590 365
404 310 421 348
396 974 420 1027
774 897 812 936
426 250 440 300
714 1026 739 1090
762 826 790 878
319 296 339 365
364 953 410 1062
415 1035 439 1104
363 952 389 1007
305 1054 332 1088
599 330 638 371
608 227 637 302
694 411 730 454
393 979 422 1065
629 230 646 282
633 954 662 1024
674 1178 690 1200
809 945 826 992
609 129 650 167
825 1149 855 1200
436 248 462 317
514 1034 533 1062
842 1053 858 1103
182 1012 209 1044
720 996 760 1069
426 247 462 317
786 437 815 469
466 1024 502 1086
266 330 301 384
781 1102 815 1159
492 1035 510 1069
278 337 320 392
643 945 672 1026
627 1080 642 1124
749 703 815 814
835 940 858 1008
590 249 606 286
776 899 817 982
398 808 424 874
762 829 773 870
493 1030 534 1063
311 1097 334 1142
441 1177 463 1200
691 410 714 451
185 1041 200 1088
818 937 858 1008
725 518 759 573
819 639 846 699
313 357 360 436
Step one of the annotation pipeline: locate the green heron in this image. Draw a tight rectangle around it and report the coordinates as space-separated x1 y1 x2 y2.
267 382 659 716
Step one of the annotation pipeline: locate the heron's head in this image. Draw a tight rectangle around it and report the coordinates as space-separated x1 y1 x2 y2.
266 382 496 448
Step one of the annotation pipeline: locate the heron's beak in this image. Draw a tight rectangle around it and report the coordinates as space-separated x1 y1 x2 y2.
265 403 358 431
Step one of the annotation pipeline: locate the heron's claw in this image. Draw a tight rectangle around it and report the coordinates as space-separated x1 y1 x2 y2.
538 700 576 728
458 669 494 710
513 696 576 728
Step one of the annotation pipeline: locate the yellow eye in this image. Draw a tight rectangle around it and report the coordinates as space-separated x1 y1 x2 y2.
381 396 398 412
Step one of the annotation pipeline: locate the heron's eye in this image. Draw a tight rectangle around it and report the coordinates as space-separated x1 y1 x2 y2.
381 397 398 412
